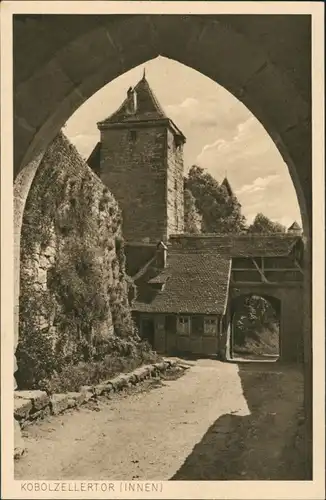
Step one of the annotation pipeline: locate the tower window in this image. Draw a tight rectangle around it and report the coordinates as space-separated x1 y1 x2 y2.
174 135 183 151
129 130 137 142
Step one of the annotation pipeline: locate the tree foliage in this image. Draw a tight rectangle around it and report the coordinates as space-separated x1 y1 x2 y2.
47 239 109 342
247 212 286 234
184 165 247 233
15 276 62 389
183 165 285 356
233 295 279 347
183 187 202 233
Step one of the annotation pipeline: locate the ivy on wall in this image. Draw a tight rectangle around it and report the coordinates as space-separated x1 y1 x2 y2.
15 275 59 389
16 133 141 390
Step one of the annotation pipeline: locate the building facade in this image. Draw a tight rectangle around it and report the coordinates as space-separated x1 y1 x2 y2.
87 74 304 362
131 234 304 361
132 242 230 357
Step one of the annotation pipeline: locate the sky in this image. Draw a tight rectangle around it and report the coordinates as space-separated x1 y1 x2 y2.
65 56 301 228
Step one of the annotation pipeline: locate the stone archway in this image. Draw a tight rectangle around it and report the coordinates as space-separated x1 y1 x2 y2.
13 13 312 472
14 15 311 228
229 285 304 362
13 13 312 337
229 293 281 361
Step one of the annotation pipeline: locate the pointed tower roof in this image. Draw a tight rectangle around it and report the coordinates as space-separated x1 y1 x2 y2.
97 71 186 140
288 221 302 232
221 177 234 197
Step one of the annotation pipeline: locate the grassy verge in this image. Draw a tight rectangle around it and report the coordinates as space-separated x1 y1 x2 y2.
40 347 161 394
234 328 279 357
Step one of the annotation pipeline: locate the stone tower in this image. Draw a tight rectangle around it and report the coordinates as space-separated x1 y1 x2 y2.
88 72 186 243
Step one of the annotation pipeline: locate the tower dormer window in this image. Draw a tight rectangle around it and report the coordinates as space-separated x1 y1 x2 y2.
129 130 137 142
126 87 137 114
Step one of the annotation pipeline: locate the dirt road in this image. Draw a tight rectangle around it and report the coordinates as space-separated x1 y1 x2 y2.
15 359 306 480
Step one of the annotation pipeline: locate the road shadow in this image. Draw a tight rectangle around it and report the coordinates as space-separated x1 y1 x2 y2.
171 361 309 480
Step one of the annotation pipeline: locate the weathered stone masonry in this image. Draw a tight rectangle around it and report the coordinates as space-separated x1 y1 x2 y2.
18 132 134 386
100 124 168 242
13 13 313 476
90 74 186 244
166 129 184 235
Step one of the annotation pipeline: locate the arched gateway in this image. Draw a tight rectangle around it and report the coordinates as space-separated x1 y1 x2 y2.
13 13 312 343
132 234 304 363
12 13 312 471
229 294 281 361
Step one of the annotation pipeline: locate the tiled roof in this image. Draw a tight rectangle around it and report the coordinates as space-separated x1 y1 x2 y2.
99 76 166 125
169 234 301 257
132 250 231 315
228 235 300 257
97 75 185 140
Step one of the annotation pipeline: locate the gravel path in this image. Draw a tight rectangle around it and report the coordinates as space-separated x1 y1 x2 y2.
15 359 305 480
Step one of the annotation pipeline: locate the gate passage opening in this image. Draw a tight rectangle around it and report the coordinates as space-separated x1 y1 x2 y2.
231 294 280 362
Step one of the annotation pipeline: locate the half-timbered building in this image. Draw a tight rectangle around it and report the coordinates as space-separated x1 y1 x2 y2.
131 234 304 362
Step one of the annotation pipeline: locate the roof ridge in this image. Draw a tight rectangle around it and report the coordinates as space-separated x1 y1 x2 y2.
288 221 302 229
98 75 167 126
170 233 298 239
132 250 232 315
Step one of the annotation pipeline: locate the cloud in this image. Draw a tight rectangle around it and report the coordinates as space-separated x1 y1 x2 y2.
234 116 255 139
166 92 250 133
67 133 99 160
195 114 276 182
178 97 198 109
166 97 219 129
200 139 228 154
197 117 258 163
195 114 301 225
235 175 280 195
196 116 258 164
64 55 301 227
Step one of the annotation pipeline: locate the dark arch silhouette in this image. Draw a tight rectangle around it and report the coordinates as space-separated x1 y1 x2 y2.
12 14 312 473
229 293 281 362
14 15 310 231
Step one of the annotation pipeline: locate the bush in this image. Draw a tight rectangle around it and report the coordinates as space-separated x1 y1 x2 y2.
16 331 159 392
40 339 160 394
15 329 62 390
15 275 63 389
17 277 159 392
48 238 109 342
